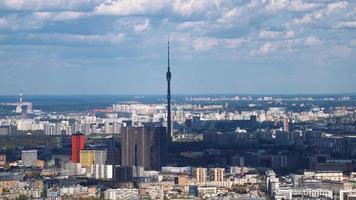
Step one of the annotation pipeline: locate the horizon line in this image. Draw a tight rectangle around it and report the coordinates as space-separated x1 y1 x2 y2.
1 92 356 96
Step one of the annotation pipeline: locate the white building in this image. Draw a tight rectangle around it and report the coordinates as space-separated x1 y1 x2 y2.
22 150 37 167
17 120 43 131
197 186 217 198
104 188 139 200
340 189 356 200
93 164 113 180
304 171 344 181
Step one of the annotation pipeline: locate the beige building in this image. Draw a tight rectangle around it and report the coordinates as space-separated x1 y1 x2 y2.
176 175 190 187
198 186 217 197
0 154 6 167
211 168 224 182
195 168 207 184
0 180 25 190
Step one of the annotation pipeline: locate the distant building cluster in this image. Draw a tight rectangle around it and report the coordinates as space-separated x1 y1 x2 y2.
0 93 355 199
0 96 353 137
266 170 356 200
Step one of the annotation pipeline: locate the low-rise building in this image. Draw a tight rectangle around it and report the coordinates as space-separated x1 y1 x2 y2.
104 188 139 200
21 150 37 167
139 183 164 200
0 154 6 167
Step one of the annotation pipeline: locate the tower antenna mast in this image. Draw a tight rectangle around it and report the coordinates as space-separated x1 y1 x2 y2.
166 37 172 141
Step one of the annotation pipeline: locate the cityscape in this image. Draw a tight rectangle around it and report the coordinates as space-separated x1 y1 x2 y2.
1 0 356 200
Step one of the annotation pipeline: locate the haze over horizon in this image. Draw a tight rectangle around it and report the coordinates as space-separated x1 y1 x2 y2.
2 92 356 97
1 0 355 95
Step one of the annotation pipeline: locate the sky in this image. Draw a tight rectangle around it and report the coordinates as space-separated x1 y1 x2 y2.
0 0 355 95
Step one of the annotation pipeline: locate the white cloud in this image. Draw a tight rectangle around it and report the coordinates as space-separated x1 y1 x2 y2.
26 33 125 45
292 1 348 25
265 0 289 11
192 37 219 51
0 18 9 29
34 11 87 21
177 21 206 30
250 42 277 56
68 33 125 45
259 30 282 39
175 34 246 52
0 0 354 62
0 15 46 30
217 7 239 24
172 0 223 16
293 14 312 24
223 38 247 48
351 40 356 46
258 30 295 39
284 30 295 38
94 0 223 17
0 12 88 31
283 38 300 49
325 1 348 15
0 0 102 11
134 19 151 32
329 45 352 58
336 21 356 29
265 0 321 12
304 36 322 46
217 1 262 25
95 0 167 15
289 0 321 12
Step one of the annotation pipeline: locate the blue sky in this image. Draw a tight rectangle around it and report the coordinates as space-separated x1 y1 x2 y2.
0 0 355 95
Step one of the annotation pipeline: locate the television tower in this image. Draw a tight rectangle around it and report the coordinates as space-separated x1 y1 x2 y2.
166 38 172 141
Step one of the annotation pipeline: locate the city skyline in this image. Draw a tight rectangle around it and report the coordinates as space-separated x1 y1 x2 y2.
0 2 356 199
0 0 356 95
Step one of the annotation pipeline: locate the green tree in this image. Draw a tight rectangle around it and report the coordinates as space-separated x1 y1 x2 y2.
16 194 29 200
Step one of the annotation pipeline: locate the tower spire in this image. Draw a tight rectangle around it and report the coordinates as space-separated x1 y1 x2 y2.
166 37 172 142
168 37 170 72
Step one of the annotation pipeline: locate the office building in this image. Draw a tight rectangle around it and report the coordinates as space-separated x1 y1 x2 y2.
79 149 108 174
22 150 37 167
121 126 166 170
53 155 70 169
113 166 134 183
113 165 144 183
94 150 107 165
107 149 120 165
72 132 85 163
80 150 95 168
